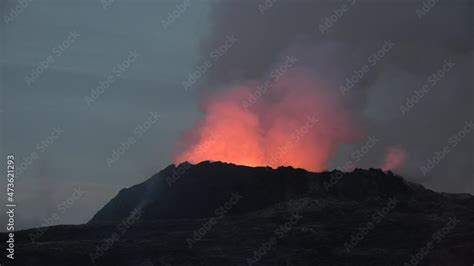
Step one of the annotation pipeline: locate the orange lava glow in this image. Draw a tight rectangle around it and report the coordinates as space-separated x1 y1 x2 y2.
381 146 407 171
175 69 364 172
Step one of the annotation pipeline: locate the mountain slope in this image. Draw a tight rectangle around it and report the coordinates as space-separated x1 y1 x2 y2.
6 161 474 266
89 161 423 224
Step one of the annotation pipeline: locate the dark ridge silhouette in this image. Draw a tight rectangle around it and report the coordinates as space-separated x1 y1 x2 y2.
5 161 474 266
89 161 422 224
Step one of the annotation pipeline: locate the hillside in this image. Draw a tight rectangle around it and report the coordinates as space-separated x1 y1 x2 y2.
5 161 474 266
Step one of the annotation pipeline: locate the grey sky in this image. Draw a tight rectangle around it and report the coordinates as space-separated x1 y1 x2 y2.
0 0 472 230
1 0 209 229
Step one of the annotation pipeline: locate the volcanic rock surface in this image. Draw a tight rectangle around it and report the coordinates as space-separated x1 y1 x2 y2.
5 161 474 266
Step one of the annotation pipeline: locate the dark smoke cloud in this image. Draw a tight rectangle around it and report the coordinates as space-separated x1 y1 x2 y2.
192 0 473 193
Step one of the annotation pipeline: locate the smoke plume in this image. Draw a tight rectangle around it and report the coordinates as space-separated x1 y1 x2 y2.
175 0 473 193
176 63 364 171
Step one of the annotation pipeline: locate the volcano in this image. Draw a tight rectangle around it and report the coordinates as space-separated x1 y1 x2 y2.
90 161 417 223
6 162 474 266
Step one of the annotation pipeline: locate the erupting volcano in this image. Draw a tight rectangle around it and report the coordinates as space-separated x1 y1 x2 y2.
175 67 365 171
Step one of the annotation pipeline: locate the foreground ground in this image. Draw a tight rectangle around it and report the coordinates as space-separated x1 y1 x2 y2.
4 163 474 265
6 193 474 266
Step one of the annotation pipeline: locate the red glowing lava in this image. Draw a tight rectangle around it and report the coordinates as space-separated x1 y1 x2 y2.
381 146 407 171
175 69 363 171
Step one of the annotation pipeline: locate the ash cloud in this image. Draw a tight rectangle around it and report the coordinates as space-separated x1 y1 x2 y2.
180 0 473 193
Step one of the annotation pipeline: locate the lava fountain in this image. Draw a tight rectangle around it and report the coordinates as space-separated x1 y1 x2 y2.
175 67 364 172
